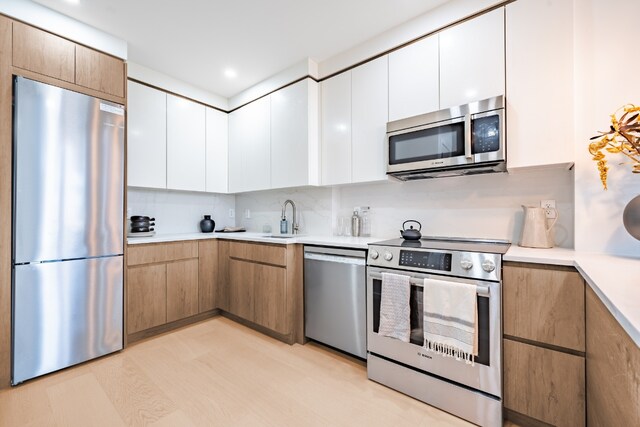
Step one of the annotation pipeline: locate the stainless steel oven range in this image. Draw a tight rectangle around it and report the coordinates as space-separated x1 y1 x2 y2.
366 237 510 427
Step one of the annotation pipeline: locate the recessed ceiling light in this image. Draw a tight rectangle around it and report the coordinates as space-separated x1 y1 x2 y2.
65 0 80 5
224 68 237 79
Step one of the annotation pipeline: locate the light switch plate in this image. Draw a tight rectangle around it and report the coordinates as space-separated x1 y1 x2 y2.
228 209 235 218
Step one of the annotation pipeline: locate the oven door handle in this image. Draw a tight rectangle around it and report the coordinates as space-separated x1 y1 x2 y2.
368 272 490 297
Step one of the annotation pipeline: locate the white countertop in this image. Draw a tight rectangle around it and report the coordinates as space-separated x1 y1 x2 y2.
504 245 640 348
128 233 640 347
127 232 384 249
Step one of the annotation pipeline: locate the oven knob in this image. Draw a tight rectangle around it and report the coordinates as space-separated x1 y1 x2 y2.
370 250 379 260
482 259 496 273
383 251 393 261
460 259 473 270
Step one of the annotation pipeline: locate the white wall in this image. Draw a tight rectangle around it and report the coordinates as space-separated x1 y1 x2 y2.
236 169 575 247
128 188 235 235
0 0 127 59
573 0 640 256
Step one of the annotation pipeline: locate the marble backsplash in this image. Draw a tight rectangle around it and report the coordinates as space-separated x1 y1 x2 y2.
236 168 575 248
127 188 236 235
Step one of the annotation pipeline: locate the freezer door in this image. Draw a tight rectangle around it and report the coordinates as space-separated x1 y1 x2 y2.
12 256 123 384
13 77 124 264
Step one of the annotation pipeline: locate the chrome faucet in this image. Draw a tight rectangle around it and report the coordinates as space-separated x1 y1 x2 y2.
281 199 299 234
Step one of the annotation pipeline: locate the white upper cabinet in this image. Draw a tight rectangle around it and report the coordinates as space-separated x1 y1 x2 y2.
271 79 319 189
205 107 229 193
506 0 574 171
321 71 352 185
352 55 389 183
228 96 271 193
166 95 206 192
439 8 505 109
127 81 167 189
388 34 439 121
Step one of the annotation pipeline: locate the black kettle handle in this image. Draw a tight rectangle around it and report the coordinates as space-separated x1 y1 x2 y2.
403 220 422 231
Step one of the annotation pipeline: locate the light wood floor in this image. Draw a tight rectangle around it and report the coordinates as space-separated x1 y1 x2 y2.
0 316 475 426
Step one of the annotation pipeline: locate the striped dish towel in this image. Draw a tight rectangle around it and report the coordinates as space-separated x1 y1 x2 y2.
423 278 478 365
378 272 411 342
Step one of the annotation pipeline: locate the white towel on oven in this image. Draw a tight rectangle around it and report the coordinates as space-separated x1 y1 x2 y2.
378 272 411 342
423 278 478 365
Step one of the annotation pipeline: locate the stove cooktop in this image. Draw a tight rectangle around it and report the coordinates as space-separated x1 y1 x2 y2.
371 236 511 255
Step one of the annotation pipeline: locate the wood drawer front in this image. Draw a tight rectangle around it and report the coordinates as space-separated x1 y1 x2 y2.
586 287 640 426
504 339 585 427
228 241 286 266
503 264 585 352
166 259 199 323
75 45 125 97
13 22 75 83
127 241 198 266
127 264 167 334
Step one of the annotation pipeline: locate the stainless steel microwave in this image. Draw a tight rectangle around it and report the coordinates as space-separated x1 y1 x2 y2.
386 95 506 180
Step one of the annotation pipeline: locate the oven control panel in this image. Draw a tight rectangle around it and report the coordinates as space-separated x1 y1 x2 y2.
367 244 502 282
399 250 452 271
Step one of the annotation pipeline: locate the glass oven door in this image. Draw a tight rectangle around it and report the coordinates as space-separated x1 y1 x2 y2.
366 266 502 399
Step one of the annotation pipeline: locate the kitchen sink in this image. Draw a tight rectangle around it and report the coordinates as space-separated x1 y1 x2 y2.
261 234 298 239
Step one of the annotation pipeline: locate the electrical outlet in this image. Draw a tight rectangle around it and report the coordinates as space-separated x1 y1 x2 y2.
228 209 235 218
245 209 251 219
540 200 557 219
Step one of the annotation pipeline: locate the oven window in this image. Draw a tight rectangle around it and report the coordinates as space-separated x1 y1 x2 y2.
389 122 465 165
372 279 490 366
471 114 500 154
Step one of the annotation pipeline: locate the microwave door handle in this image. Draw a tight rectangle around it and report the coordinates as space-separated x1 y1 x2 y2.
465 114 472 160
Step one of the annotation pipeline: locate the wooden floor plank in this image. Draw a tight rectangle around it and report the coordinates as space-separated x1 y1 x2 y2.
1 316 473 426
46 372 126 427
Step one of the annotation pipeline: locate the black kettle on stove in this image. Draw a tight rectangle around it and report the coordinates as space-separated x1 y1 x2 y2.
400 220 422 240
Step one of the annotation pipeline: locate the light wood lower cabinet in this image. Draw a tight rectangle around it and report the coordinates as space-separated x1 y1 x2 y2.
198 240 218 312
228 258 255 322
504 339 585 427
221 240 302 344
503 262 586 426
126 240 222 340
253 263 288 334
166 259 199 323
127 264 167 334
503 263 585 352
586 287 640 426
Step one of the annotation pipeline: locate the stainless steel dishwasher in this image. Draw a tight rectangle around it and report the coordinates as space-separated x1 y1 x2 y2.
304 246 367 358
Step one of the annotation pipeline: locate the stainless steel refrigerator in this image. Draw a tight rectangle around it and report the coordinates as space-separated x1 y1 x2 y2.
12 77 124 385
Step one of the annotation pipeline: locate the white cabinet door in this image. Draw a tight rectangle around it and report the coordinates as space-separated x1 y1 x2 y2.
205 107 228 193
389 34 439 121
228 96 271 193
166 95 206 192
440 8 505 109
352 55 388 183
506 0 574 171
127 81 167 189
321 71 352 185
271 79 310 189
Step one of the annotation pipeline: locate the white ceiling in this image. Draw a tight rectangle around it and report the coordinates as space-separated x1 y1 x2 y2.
33 0 449 98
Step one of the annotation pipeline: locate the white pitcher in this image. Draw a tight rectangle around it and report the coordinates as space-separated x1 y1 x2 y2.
519 205 558 248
